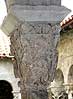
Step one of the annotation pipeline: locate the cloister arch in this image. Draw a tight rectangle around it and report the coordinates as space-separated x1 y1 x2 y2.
0 58 21 99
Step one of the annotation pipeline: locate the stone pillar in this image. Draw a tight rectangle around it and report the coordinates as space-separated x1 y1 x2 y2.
1 0 70 99
10 23 60 99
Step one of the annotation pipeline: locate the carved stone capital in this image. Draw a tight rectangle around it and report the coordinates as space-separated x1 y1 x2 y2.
10 22 61 99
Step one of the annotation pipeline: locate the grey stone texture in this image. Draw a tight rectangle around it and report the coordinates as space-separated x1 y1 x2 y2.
2 1 70 35
14 0 61 5
1 1 71 99
57 31 73 84
10 22 60 99
50 0 61 5
10 5 70 23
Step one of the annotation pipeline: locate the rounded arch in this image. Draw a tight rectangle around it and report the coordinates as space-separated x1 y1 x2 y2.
68 65 73 83
0 80 14 99
54 68 64 83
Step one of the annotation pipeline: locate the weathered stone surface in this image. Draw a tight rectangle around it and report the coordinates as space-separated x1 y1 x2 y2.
2 1 70 35
10 22 60 99
10 5 70 23
57 30 73 84
14 0 61 5
50 0 61 5
1 1 71 99
49 69 64 97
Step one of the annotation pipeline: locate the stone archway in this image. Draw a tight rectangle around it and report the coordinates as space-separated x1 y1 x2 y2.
0 58 21 99
0 80 13 99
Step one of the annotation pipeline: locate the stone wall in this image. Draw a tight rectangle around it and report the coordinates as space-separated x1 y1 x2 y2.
57 29 73 84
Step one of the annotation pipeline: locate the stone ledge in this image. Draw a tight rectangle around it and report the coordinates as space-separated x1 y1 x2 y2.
1 5 70 35
10 5 71 23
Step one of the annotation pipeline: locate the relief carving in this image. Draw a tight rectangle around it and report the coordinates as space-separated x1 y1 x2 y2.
10 22 61 99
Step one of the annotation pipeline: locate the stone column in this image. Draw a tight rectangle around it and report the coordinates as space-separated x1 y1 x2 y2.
10 23 60 99
1 0 70 99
